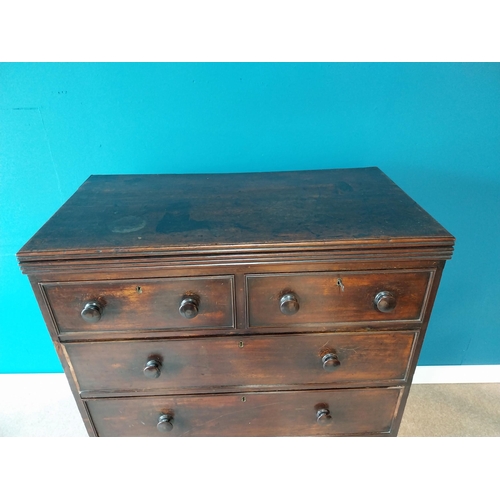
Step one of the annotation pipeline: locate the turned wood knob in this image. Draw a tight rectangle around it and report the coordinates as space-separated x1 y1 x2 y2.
179 295 200 319
316 408 332 424
143 359 162 379
157 414 174 432
280 292 300 315
374 291 397 313
322 353 341 371
81 301 103 323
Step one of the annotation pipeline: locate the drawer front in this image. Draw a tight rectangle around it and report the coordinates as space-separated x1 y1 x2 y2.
86 387 403 436
42 276 234 334
247 270 432 328
67 331 416 394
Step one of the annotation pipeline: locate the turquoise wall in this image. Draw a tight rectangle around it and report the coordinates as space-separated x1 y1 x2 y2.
1 63 499 373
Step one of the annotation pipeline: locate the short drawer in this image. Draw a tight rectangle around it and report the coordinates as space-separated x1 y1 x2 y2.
86 387 403 436
42 276 234 335
246 269 433 328
66 331 417 395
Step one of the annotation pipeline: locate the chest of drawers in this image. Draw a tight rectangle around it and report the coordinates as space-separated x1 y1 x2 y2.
17 167 454 436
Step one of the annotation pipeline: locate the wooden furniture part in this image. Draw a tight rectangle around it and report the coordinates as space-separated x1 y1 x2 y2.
17 167 454 437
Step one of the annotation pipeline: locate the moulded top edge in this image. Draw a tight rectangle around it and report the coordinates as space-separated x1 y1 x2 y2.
17 236 456 264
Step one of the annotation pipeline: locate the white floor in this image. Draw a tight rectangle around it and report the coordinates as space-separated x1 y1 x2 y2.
0 374 87 437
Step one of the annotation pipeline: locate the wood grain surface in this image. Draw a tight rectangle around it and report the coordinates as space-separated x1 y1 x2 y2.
43 276 234 333
66 331 417 395
17 168 454 261
247 269 432 327
86 387 403 437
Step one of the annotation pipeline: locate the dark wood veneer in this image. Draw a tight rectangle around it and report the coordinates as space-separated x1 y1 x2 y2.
246 269 433 327
65 331 417 395
42 275 235 334
86 387 404 437
17 168 454 262
17 167 454 437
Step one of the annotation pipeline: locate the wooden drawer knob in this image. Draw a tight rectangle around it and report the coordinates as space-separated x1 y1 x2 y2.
143 359 162 379
374 291 397 313
322 353 341 371
179 295 200 319
81 301 103 323
157 413 174 432
280 292 300 315
316 408 332 424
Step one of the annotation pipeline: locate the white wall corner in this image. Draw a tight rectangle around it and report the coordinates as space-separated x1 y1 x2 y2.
413 365 500 384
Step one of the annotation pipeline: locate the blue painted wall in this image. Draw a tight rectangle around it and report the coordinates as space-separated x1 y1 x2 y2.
1 63 499 373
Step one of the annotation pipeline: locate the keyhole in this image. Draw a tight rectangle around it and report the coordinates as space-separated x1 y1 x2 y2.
136 286 142 293
239 341 244 348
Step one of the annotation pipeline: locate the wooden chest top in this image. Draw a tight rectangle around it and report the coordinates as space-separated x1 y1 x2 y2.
17 167 454 262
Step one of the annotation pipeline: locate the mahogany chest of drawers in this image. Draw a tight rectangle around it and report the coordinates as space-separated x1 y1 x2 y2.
17 167 454 436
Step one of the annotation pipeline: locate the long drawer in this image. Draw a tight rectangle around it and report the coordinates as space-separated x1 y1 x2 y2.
66 331 417 395
86 387 404 437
